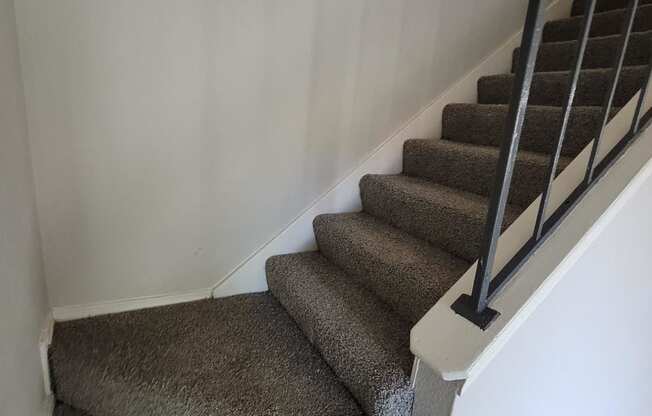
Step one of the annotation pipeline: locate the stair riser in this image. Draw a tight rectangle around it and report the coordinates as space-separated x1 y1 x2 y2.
478 66 647 107
442 104 612 157
513 31 651 72
360 176 519 262
544 5 652 42
402 140 564 208
572 0 652 16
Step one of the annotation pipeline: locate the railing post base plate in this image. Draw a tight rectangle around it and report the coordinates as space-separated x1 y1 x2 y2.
451 294 500 330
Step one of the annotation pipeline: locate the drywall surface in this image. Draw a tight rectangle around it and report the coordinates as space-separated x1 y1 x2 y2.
0 0 51 413
452 139 652 415
15 0 535 307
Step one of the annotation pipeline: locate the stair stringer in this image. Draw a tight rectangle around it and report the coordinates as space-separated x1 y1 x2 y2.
411 65 652 397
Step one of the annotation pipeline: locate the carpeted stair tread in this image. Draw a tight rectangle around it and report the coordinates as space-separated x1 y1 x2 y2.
360 174 523 262
478 65 647 107
266 252 414 416
543 4 652 42
403 139 570 207
442 103 616 157
313 212 470 324
512 30 651 72
572 0 652 16
49 294 363 416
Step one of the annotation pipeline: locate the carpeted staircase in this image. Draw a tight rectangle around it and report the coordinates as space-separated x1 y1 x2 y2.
50 1 651 415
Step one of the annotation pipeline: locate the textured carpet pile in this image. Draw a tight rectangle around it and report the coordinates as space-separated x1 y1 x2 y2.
51 0 650 414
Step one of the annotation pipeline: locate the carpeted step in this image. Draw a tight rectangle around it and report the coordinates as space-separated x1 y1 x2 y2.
512 30 651 72
49 294 363 416
442 103 615 157
544 5 652 42
478 65 647 107
360 174 523 262
403 139 570 208
266 252 414 416
313 212 470 324
572 0 652 16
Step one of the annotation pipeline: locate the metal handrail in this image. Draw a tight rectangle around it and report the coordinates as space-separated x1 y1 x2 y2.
452 0 652 329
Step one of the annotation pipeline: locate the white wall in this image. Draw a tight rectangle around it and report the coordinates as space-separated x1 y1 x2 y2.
15 0 533 308
0 0 51 414
452 146 652 415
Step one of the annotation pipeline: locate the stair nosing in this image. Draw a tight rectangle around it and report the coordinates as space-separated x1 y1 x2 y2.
315 211 469 269
535 27 652 47
546 3 652 26
479 64 649 80
363 173 522 215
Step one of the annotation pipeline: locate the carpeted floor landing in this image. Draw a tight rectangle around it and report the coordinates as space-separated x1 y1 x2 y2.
50 294 364 416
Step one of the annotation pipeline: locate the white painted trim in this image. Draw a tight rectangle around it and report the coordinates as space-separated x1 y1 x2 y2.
410 358 421 389
39 312 54 396
453 121 652 395
211 0 573 299
411 8 652 388
41 394 55 416
51 287 212 321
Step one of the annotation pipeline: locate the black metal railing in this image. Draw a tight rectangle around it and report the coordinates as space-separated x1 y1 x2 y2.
452 0 652 329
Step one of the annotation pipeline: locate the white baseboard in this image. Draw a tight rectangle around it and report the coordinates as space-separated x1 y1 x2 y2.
39 312 54 397
210 3 544 299
39 312 55 416
41 394 55 416
51 287 213 321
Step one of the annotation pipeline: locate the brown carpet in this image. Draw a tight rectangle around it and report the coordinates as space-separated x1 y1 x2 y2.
51 0 650 414
51 294 363 416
